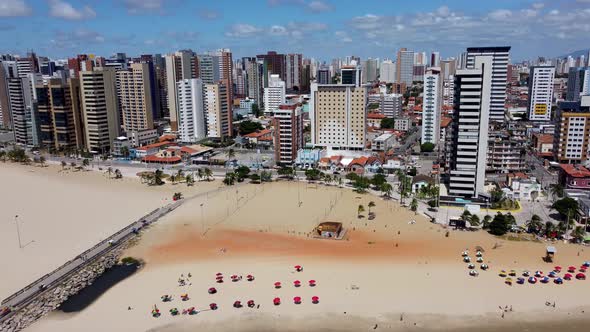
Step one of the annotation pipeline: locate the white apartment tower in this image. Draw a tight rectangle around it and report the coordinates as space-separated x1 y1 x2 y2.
165 50 196 131
464 47 510 122
380 60 396 83
310 82 367 151
79 68 120 153
264 74 285 116
528 66 555 121
421 72 441 145
448 56 493 198
177 78 206 142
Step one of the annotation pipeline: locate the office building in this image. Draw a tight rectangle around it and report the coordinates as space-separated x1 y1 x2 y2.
362 58 378 83
464 46 510 122
316 65 330 84
421 71 441 145
340 65 361 86
165 50 198 131
442 76 455 109
440 58 457 80
264 74 286 116
273 103 303 165
257 51 286 82
116 63 154 132
396 48 414 86
245 57 263 106
554 96 590 163
380 60 396 83
79 68 120 153
382 94 402 118
310 82 367 151
448 56 493 198
286 53 302 92
566 67 590 101
204 81 230 139
177 78 206 143
430 52 440 67
528 66 555 121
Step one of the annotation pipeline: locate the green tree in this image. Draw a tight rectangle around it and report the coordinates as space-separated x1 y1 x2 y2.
368 201 376 214
203 168 213 181
346 172 359 182
525 214 543 234
0 150 5 162
251 103 261 117
353 176 371 193
234 165 251 181
238 120 264 135
551 197 579 219
39 156 46 166
226 148 236 161
260 170 273 182
278 166 294 178
305 168 322 181
114 169 122 179
357 204 365 218
82 158 90 167
488 212 511 236
420 142 434 152
470 215 481 227
407 167 417 177
483 215 492 229
120 146 130 159
106 167 113 178
410 198 418 213
223 173 236 186
380 118 395 129
572 226 587 243
249 173 261 183
544 221 556 238
185 174 194 186
550 184 565 200
197 168 204 181
371 173 387 188
380 182 393 198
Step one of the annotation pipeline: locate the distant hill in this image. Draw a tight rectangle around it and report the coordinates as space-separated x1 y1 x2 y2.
559 49 590 59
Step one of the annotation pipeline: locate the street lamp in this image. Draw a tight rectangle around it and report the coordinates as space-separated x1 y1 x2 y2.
14 214 22 249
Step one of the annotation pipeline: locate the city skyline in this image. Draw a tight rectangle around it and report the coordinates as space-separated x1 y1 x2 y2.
0 0 589 61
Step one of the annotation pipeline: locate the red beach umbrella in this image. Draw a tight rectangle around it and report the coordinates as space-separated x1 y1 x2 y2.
273 297 281 305
216 276 224 280
274 281 282 288
294 280 301 287
312 296 319 304
581 266 588 272
216 278 224 283
576 273 586 280
564 273 573 280
247 274 254 281
247 300 255 307
216 273 223 276
233 300 242 308
568 266 577 272
293 296 302 304
554 266 562 272
294 265 302 272
308 279 316 286
231 274 238 279
209 303 218 310
208 287 217 294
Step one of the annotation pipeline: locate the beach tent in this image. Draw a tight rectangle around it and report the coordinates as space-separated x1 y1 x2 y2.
181 294 189 301
309 280 317 286
509 270 516 276
208 287 217 294
462 251 469 257
247 274 255 281
541 276 550 283
312 296 319 304
548 271 556 278
273 297 281 305
499 270 507 277
463 256 471 263
535 271 543 277
528 277 537 284
564 273 573 280
581 266 588 272
216 273 223 276
476 251 483 257
274 282 282 288
505 278 513 285
480 264 488 270
216 277 224 283
231 275 239 282
583 262 590 268
294 296 302 304
554 266 562 272
294 280 301 287
210 303 218 310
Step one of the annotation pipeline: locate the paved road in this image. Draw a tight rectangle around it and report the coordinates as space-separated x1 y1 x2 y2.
525 152 558 189
0 184 235 319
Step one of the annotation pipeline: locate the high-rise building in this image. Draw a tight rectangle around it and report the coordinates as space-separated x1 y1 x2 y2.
362 58 378 83
341 65 361 86
396 48 414 86
566 67 590 101
382 94 402 118
440 59 456 80
442 76 455 109
0 63 13 129
177 78 206 142
79 68 120 153
554 96 590 163
245 57 263 107
257 51 286 82
264 74 285 116
528 66 555 121
285 53 302 92
421 71 441 145
204 81 230 139
464 46 510 122
36 78 85 151
380 60 396 83
448 56 493 198
116 63 154 133
165 50 197 131
430 52 440 67
310 82 367 151
316 65 330 84
273 103 303 165
68 54 94 78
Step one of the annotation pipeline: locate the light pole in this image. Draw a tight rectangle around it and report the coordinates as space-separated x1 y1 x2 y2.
14 215 22 249
200 203 205 235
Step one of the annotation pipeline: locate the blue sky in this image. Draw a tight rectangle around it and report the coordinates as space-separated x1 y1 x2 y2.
0 0 589 61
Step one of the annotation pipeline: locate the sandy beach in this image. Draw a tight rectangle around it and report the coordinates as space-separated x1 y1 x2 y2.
23 179 590 331
0 163 220 300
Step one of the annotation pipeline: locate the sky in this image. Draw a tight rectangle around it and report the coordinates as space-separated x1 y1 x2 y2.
0 0 589 61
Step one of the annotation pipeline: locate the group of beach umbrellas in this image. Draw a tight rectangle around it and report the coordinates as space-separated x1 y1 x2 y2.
462 249 487 276
499 262 588 286
271 296 320 305
215 272 256 284
274 279 317 289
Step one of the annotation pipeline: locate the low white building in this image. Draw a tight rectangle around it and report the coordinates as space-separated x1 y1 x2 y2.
112 136 131 156
372 133 395 152
127 129 159 147
502 177 541 200
394 117 411 131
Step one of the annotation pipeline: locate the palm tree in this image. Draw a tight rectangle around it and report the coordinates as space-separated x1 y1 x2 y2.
197 168 204 181
470 215 480 227
82 158 90 168
226 148 236 161
170 174 177 184
483 215 492 229
0 150 6 163
380 183 393 198
572 226 587 243
223 173 236 186
368 201 376 214
410 198 418 213
525 215 543 234
107 167 113 178
70 161 76 168
203 168 213 181
114 169 122 179
460 210 472 222
550 184 564 201
120 146 130 159
177 169 184 179
357 204 365 218
185 174 194 186
544 221 556 238
61 160 67 169
39 156 46 166
154 169 164 185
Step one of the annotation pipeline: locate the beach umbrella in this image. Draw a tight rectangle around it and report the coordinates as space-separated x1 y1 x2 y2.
216 273 223 276
295 265 303 272
294 280 301 287
312 296 319 304
568 266 577 273
522 271 530 277
480 264 488 270
247 274 254 281
576 273 586 280
499 270 507 277
274 281 282 288
476 251 483 257
208 287 217 294
209 303 218 310
181 294 189 301
273 297 281 305
581 266 588 272
309 280 317 286
170 308 179 316
247 300 255 308
541 276 550 283
535 271 543 277
583 261 590 268
505 278 513 285
509 270 517 276
463 256 471 263
517 277 525 284
462 251 469 257
294 296 302 304
554 266 562 272
216 278 224 283
554 277 564 284
216 275 224 280
564 273 573 280
231 275 239 282
476 257 483 263
548 271 556 278
467 264 475 269
469 270 479 277
528 277 538 284
233 300 242 308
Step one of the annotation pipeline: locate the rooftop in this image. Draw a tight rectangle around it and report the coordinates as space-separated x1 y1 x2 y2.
560 164 590 178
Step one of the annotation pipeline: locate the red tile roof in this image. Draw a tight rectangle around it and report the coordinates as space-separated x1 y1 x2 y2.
136 141 173 151
141 155 182 164
535 133 553 144
560 164 590 178
159 134 176 142
440 117 452 128
244 129 272 138
368 112 386 119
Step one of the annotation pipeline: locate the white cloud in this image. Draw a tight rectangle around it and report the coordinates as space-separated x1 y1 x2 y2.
335 31 352 43
0 0 32 17
532 3 545 9
269 25 288 36
121 0 179 14
225 23 263 37
307 1 332 12
48 0 96 20
436 6 450 17
488 9 512 21
198 8 220 20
